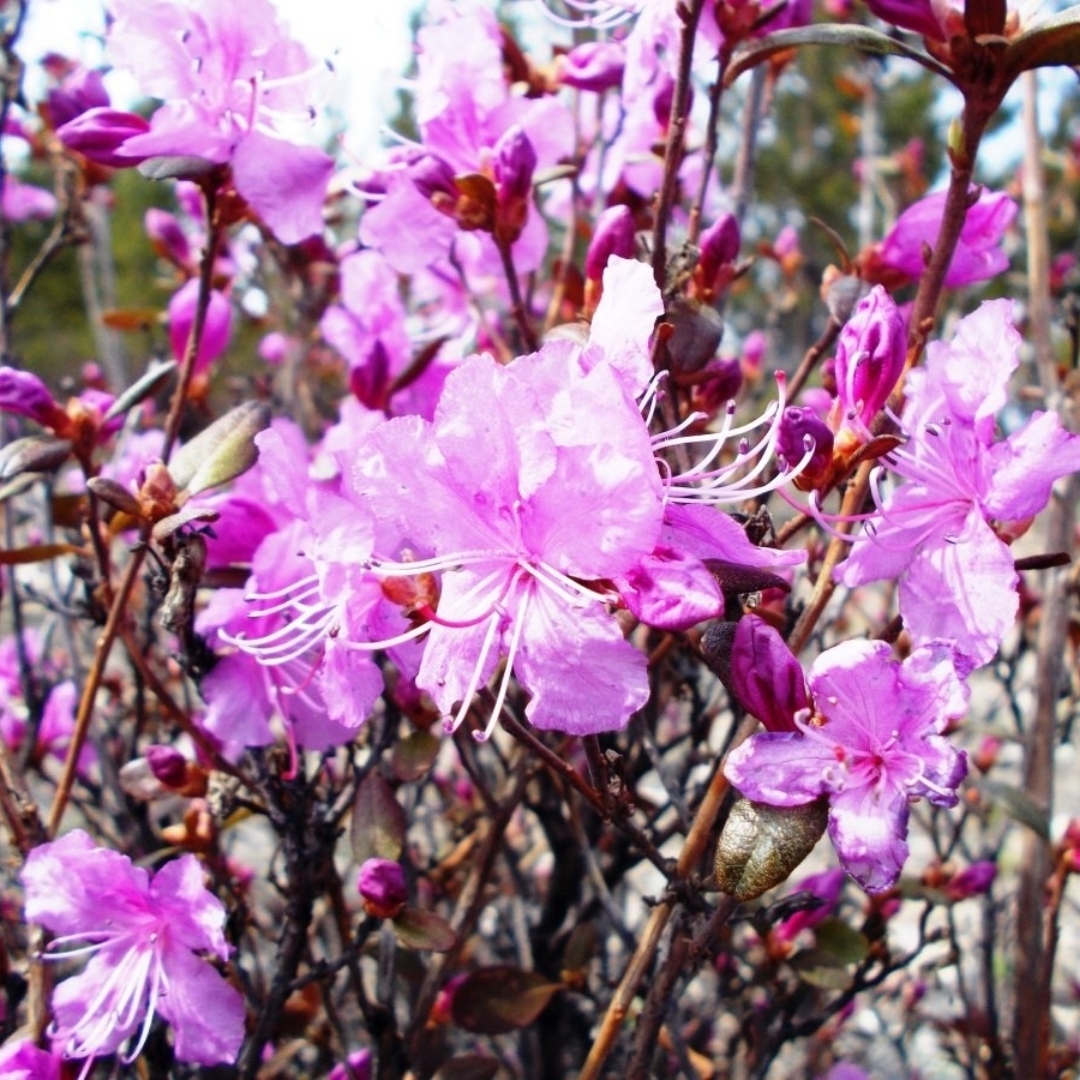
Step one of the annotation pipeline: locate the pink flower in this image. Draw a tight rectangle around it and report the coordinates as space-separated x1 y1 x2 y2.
0 1038 62 1080
724 640 969 894
836 300 1080 666
877 188 1017 288
104 0 334 243
21 830 245 1070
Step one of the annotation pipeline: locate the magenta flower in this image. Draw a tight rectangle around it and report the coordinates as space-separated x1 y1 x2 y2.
877 188 1017 288
103 0 334 243
724 640 969 893
836 300 1080 666
21 830 245 1069
357 858 408 919
0 1039 62 1080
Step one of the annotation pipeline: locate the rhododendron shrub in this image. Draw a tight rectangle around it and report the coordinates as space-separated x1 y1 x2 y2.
2 0 1080 1076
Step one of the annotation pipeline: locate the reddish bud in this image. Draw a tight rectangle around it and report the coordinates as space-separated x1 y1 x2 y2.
56 107 151 167
698 213 741 287
730 615 808 733
0 367 65 428
146 744 188 788
833 285 905 432
585 205 636 282
777 406 833 488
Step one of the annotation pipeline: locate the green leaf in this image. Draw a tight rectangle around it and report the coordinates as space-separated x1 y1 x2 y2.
169 401 270 496
104 361 177 422
450 967 561 1035
1002 7 1080 78
391 730 441 783
392 907 457 953
351 772 407 864
813 918 870 965
789 947 855 990
725 25 955 87
976 779 1049 838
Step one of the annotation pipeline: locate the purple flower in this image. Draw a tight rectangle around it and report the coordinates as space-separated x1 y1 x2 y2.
0 1038 62 1080
877 188 1017 288
56 107 153 167
724 640 969 893
21 830 245 1069
558 41 625 92
46 67 110 129
103 0 334 243
0 366 64 427
864 0 949 39
836 300 1080 666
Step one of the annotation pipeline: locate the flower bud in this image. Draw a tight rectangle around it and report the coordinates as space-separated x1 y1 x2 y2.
945 860 996 901
834 285 905 431
55 107 152 167
146 744 188 788
168 280 233 375
715 796 828 901
776 406 833 489
585 205 636 282
47 67 110 129
558 41 625 92
729 615 808 733
358 857 407 919
0 367 64 428
493 125 537 246
145 208 192 270
697 213 740 287
329 1050 372 1080
409 154 457 203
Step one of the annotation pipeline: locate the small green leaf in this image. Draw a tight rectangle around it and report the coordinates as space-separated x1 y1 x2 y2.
789 947 855 990
392 907 457 952
725 25 954 87
391 730 441 782
351 772 407 864
813 918 869 965
104 361 177 422
170 401 270 496
976 779 1049 838
138 155 219 181
450 967 561 1035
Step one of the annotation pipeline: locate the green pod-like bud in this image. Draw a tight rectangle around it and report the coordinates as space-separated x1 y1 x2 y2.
715 796 828 901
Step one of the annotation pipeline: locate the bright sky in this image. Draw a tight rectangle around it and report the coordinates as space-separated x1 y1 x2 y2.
17 0 422 157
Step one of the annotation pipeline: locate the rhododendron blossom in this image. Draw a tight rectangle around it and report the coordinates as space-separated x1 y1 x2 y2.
21 830 245 1072
725 640 969 893
835 300 1080 667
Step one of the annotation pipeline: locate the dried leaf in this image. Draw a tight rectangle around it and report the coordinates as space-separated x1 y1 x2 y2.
450 967 560 1035
392 907 457 953
391 731 441 783
351 772 407 864
0 542 83 566
87 477 142 517
0 436 72 481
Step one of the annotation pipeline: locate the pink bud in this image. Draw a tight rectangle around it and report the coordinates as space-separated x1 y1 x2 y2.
865 0 945 39
329 1050 372 1080
0 367 63 427
146 744 188 788
56 107 151 167
585 205 636 281
258 332 291 365
777 406 833 486
47 67 110 129
834 285 906 430
946 861 997 900
493 125 537 246
409 154 457 202
698 213 741 286
167 280 233 374
730 615 808 733
357 857 407 919
559 41 625 92
145 208 192 270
